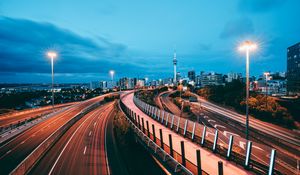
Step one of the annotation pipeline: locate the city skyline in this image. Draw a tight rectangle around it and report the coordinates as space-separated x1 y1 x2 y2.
0 2 299 175
1 0 300 83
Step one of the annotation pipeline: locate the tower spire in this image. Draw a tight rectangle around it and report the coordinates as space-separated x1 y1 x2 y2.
173 50 177 83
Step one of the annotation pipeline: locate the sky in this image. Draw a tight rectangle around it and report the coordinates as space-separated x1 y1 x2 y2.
0 0 300 83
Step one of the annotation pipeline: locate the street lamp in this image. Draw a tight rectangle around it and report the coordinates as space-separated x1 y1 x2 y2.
239 41 257 140
264 72 270 108
47 51 57 109
109 70 115 81
109 70 115 91
179 79 183 100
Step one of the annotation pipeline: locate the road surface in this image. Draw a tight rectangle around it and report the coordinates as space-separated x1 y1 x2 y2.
0 102 77 129
29 102 116 175
122 92 253 175
0 94 112 174
159 90 299 174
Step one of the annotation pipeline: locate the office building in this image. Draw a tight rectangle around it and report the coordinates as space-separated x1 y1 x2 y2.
90 81 100 89
188 70 196 81
200 72 223 86
287 42 300 95
227 72 242 83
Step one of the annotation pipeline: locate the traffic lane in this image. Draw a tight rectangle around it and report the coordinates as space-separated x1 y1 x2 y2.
191 103 298 174
28 103 113 175
161 96 181 116
0 108 78 174
0 98 95 156
0 95 106 174
0 93 107 152
46 103 114 175
195 94 300 145
122 92 252 175
156 93 293 174
0 102 76 128
105 105 130 175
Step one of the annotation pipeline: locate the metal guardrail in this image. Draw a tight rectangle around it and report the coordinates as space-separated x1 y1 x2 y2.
133 94 280 175
9 100 106 175
119 99 194 175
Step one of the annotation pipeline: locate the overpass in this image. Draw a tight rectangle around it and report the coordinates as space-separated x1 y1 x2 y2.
119 91 280 174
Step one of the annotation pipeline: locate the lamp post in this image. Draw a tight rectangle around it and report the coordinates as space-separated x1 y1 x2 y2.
47 51 57 109
264 72 270 109
109 70 115 91
239 41 257 140
179 79 183 101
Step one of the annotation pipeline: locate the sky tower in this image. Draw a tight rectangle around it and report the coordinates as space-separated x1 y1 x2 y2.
173 51 177 83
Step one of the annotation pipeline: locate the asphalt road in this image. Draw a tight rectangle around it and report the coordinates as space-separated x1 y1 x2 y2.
29 102 115 175
159 90 299 174
122 92 252 175
0 102 77 128
0 94 110 175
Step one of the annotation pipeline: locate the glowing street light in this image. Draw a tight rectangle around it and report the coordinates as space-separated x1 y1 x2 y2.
109 70 115 81
238 41 257 140
47 51 57 109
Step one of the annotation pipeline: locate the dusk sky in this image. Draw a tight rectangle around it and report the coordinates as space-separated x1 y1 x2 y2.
0 0 300 83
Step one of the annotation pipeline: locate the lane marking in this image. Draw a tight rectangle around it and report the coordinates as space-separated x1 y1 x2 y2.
104 110 111 175
223 131 240 137
6 150 11 154
83 146 87 155
48 107 105 175
20 141 25 144
214 124 226 129
1 133 8 137
89 131 92 136
208 119 216 122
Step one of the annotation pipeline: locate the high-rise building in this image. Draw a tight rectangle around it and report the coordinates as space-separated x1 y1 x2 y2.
200 72 223 86
90 81 100 89
100 81 107 89
107 81 116 89
227 72 242 83
176 72 181 81
287 42 300 95
188 70 196 81
173 51 177 83
195 75 201 87
119 77 128 90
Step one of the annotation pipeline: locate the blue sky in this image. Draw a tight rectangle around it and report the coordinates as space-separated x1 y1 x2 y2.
0 0 300 83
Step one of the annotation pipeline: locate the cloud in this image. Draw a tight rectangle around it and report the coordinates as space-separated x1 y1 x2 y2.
238 0 286 13
219 18 254 39
0 16 142 76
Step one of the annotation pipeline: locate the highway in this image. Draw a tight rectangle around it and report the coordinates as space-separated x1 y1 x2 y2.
0 102 77 129
194 93 300 146
122 92 253 175
0 94 111 175
29 102 115 175
158 90 299 174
